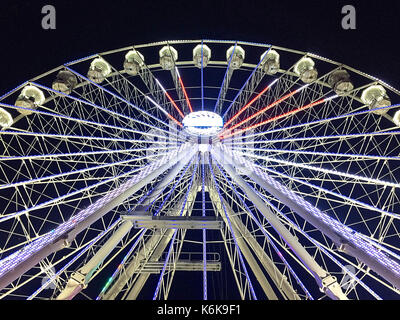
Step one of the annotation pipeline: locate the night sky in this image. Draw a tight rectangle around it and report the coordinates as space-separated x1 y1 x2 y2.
1 0 400 93
0 0 399 305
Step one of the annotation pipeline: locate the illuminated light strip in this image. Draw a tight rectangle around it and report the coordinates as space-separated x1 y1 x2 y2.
28 218 121 300
224 79 279 128
208 157 258 300
255 190 381 300
0 151 175 224
63 67 179 135
0 130 181 145
153 159 199 300
237 149 399 189
145 96 183 127
0 102 173 143
227 102 400 142
176 67 194 113
96 176 169 300
0 149 177 192
231 146 400 162
0 146 174 162
221 96 332 140
155 78 185 118
250 162 400 220
221 84 310 135
212 159 313 300
222 146 400 284
96 229 147 300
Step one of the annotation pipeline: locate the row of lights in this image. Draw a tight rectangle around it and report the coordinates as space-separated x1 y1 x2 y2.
0 45 399 128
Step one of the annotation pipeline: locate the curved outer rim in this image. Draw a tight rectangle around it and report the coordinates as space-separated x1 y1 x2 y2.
1 39 399 103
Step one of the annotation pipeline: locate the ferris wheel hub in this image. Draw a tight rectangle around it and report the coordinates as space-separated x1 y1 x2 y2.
183 111 223 137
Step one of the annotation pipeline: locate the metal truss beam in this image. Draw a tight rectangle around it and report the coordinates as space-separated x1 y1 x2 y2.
211 146 348 300
214 145 400 292
124 215 223 230
0 144 197 291
103 181 199 300
55 157 192 300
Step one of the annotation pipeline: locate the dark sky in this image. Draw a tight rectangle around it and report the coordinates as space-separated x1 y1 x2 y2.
1 0 400 93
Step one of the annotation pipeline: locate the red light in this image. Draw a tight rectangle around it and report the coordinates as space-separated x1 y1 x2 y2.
167 113 183 128
164 91 185 119
178 76 194 113
221 89 300 136
224 84 272 128
221 98 326 139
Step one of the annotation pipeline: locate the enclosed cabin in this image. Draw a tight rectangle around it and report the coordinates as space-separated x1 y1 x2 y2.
87 58 112 84
159 46 178 71
193 44 211 68
226 45 245 70
361 85 391 115
294 57 318 83
260 49 280 75
327 69 354 96
0 107 13 128
52 70 78 95
14 85 46 116
393 110 400 127
124 49 145 76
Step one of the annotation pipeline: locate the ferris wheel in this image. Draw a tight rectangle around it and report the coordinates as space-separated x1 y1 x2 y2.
0 39 399 300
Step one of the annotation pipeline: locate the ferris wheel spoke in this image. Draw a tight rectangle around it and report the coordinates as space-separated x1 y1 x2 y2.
222 48 270 121
214 42 238 114
260 195 383 299
0 149 175 193
216 145 400 290
173 66 194 114
236 149 399 188
224 79 278 128
31 81 182 140
228 99 400 144
255 164 399 221
162 42 191 115
63 65 182 137
221 95 338 140
255 189 396 298
0 129 177 146
233 146 400 162
211 167 310 299
95 55 185 132
0 102 171 145
0 145 196 291
209 157 258 300
211 153 348 299
222 64 341 133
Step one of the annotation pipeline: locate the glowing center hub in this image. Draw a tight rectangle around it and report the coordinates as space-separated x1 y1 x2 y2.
183 111 223 136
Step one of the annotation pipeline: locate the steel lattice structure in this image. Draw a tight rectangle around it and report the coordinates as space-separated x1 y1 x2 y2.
0 39 399 300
